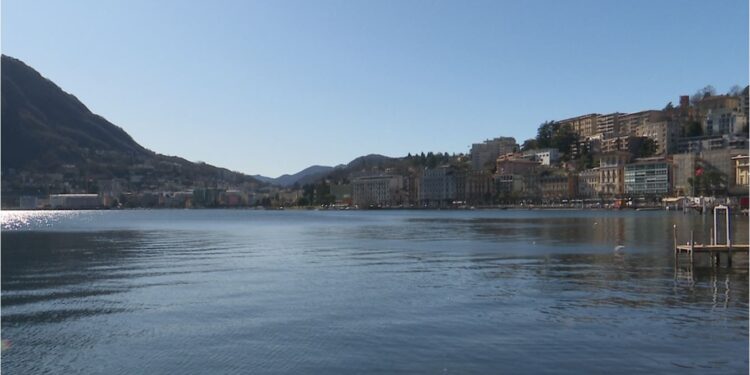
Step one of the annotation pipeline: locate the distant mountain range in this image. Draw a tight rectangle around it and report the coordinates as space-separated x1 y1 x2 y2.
253 165 335 187
254 154 400 187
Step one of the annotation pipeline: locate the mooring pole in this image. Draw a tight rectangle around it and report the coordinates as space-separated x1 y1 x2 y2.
690 230 695 264
673 224 678 265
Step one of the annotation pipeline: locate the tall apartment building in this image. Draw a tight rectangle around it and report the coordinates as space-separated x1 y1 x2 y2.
558 114 599 139
618 110 665 136
470 137 517 170
635 119 681 155
600 136 646 154
596 112 625 138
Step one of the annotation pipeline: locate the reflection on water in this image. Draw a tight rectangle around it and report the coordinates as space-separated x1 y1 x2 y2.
1 210 748 374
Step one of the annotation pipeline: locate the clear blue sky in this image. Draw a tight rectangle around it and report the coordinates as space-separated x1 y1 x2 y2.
2 0 748 177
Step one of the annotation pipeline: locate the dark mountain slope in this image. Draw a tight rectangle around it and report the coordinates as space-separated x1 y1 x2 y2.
1 55 260 193
1 55 149 171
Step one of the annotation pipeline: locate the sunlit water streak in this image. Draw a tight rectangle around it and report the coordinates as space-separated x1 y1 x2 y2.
2 209 748 374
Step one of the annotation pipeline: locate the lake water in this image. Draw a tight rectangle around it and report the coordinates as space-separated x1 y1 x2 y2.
2 209 748 374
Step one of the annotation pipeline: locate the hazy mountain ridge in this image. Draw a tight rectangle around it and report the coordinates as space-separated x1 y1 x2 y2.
253 165 335 187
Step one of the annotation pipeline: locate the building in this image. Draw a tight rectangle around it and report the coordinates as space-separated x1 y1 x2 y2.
696 95 747 136
596 112 625 138
523 148 560 166
162 191 193 208
732 155 749 187
570 138 601 160
618 111 666 136
419 167 456 207
464 170 494 204
703 108 747 136
494 157 540 199
352 175 403 207
192 188 224 207
597 152 631 197
577 169 600 199
495 157 539 176
600 136 646 155
49 194 100 209
635 119 680 155
223 190 246 207
624 158 671 196
19 196 38 209
470 137 517 170
539 171 577 201
495 174 526 199
675 134 748 154
697 95 741 115
558 114 599 139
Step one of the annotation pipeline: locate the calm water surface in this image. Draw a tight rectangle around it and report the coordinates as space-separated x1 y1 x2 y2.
2 209 748 374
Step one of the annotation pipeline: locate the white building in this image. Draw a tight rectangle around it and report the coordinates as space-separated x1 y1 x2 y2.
523 148 560 166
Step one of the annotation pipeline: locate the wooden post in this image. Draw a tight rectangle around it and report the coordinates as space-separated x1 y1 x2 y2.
673 225 678 265
690 230 694 264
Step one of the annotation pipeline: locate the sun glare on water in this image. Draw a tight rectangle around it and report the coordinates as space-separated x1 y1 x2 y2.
0 210 84 231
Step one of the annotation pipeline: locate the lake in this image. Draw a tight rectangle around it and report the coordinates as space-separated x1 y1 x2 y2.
2 209 748 374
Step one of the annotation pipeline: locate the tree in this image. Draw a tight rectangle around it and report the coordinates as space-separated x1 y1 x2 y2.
521 139 538 151
551 124 577 159
663 102 674 111
728 85 743 96
690 85 716 105
536 121 557 149
688 167 727 196
638 138 658 157
685 121 703 137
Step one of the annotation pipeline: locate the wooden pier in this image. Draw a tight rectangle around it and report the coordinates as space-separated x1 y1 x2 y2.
675 244 750 266
674 205 748 267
